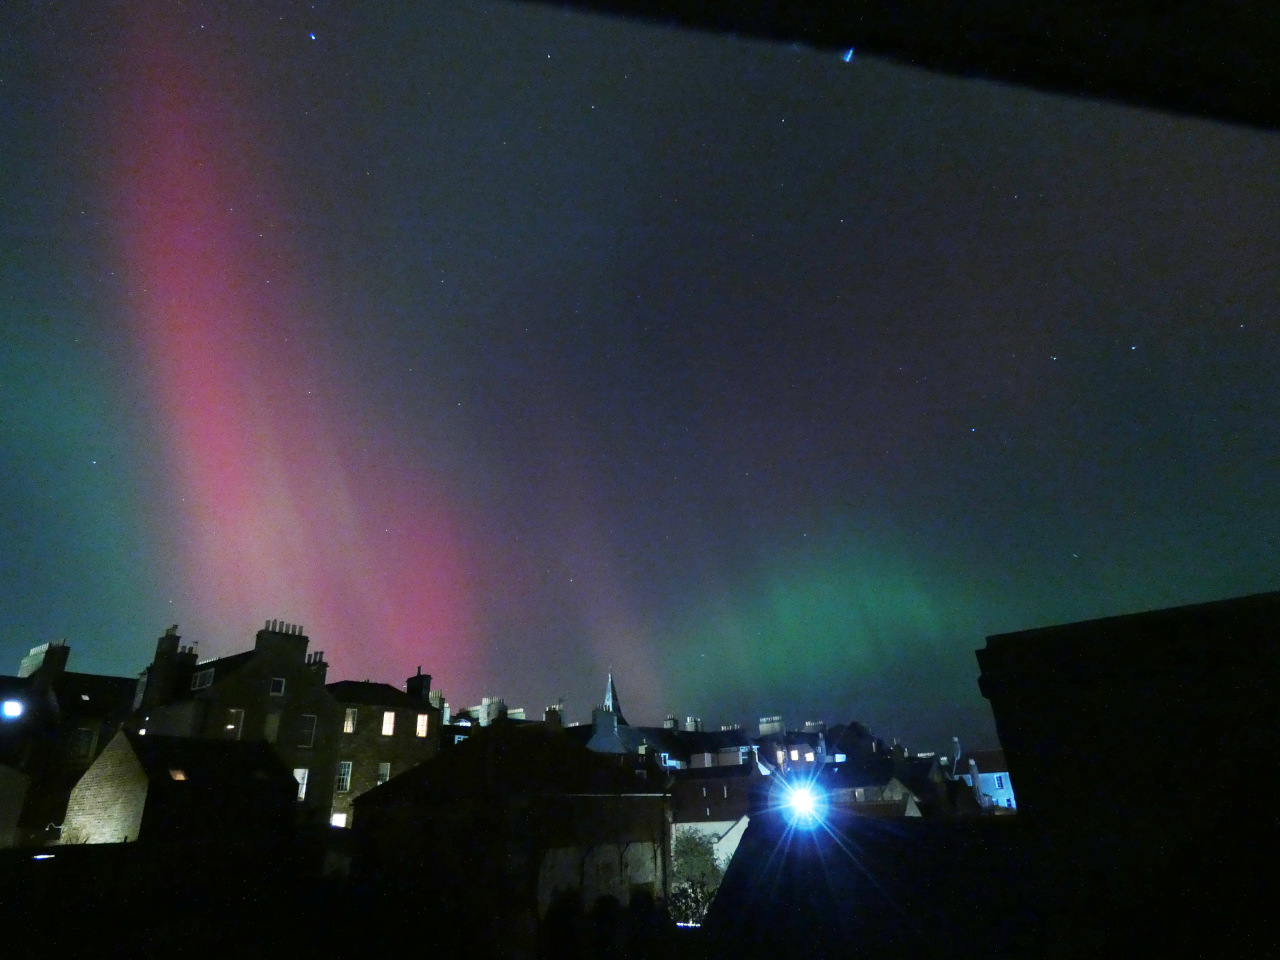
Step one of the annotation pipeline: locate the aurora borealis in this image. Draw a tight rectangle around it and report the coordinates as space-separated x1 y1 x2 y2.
2 0 1277 748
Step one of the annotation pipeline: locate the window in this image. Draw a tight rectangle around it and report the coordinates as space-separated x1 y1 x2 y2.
191 668 214 690
225 708 244 740
805 751 815 762
330 813 347 828
855 788 865 802
335 761 352 793
702 786 707 798
776 750 785 764
269 677 286 696
298 714 317 748
264 712 281 743
790 749 799 761
996 775 1005 790
343 708 357 734
377 762 391 786
1006 798 1013 808
293 768 309 800
169 769 187 781
381 711 395 736
70 727 96 761
416 713 428 738
454 734 468 744
723 785 728 798
660 752 670 766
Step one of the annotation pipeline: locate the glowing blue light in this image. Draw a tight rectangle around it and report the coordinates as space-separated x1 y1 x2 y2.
784 784 826 826
843 48 855 62
2 700 22 718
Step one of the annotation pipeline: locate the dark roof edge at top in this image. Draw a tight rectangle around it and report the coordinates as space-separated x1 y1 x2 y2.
522 0 1280 130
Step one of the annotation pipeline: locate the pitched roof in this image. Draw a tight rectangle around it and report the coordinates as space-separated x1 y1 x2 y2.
326 680 422 708
165 651 255 701
54 672 136 719
958 749 1008 773
122 730 295 789
356 721 661 805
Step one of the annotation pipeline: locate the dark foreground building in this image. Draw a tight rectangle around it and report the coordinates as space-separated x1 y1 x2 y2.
975 590 1280 955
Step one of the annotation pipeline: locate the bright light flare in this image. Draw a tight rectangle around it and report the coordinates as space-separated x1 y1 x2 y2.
2 700 23 719
788 786 817 817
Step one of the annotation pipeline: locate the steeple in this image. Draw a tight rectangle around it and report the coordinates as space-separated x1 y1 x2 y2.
604 671 627 726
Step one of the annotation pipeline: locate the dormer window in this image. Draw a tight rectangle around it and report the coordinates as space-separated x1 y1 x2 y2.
191 668 214 690
269 677 286 696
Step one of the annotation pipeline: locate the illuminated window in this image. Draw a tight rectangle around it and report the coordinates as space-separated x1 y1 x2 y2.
190 669 214 691
416 713 428 738
377 762 391 786
702 786 707 798
723 785 728 798
805 752 814 762
225 708 244 740
335 761 352 792
343 708 357 734
169 769 187 781
269 677 286 696
789 749 799 761
293 768 309 800
381 711 395 736
298 714 317 748
330 813 347 828
776 750 785 764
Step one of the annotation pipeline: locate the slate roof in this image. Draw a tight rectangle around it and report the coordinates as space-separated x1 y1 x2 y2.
123 730 295 789
166 651 255 700
355 721 662 805
957 749 1009 774
326 680 422 709
53 672 136 720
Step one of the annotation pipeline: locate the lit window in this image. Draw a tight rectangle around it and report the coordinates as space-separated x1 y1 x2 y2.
723 785 728 798
381 711 395 736
330 813 347 828
834 753 847 763
225 708 244 740
298 714 317 748
169 769 187 781
190 669 214 690
343 708 357 734
805 752 814 762
335 761 352 793
269 677 286 696
790 749 799 761
702 786 707 798
293 768 309 800
776 750 785 764
660 752 670 766
377 762 391 786
416 713 428 738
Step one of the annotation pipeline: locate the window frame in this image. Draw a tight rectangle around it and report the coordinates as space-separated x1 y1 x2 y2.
381 710 395 736
298 713 317 748
191 668 214 691
343 707 357 734
415 713 428 738
335 760 352 793
269 677 286 696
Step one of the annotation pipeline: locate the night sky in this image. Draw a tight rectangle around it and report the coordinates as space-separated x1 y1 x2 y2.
3 0 1277 749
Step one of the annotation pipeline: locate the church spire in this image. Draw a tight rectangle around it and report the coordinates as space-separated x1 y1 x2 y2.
604 671 627 726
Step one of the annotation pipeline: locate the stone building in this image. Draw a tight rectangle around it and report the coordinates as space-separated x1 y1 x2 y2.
352 720 669 954
0 639 136 845
136 621 442 827
325 671 440 827
60 729 296 845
